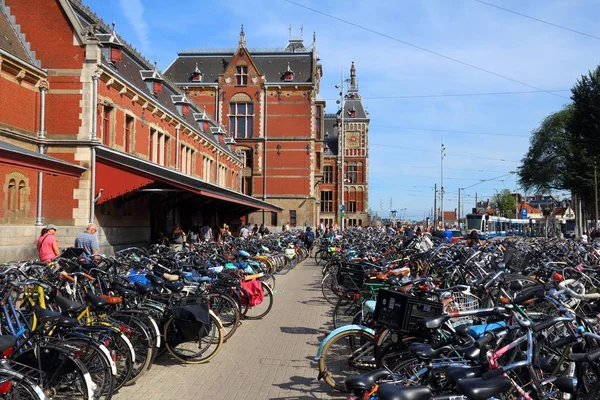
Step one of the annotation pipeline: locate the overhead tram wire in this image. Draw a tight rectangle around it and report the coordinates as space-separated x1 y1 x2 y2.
473 0 600 41
371 125 529 138
369 143 518 162
284 0 571 102
322 89 570 102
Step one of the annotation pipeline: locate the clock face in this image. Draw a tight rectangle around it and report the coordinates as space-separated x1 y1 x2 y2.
346 132 360 149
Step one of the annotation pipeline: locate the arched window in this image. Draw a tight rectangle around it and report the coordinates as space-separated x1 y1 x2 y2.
357 162 364 183
348 162 358 184
7 179 16 211
18 180 26 211
357 187 364 212
229 93 254 139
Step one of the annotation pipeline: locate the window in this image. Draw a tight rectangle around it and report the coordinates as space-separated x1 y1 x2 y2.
102 106 112 145
320 191 333 213
271 211 277 226
229 103 254 138
316 152 321 169
218 165 227 186
152 81 162 94
149 128 157 162
17 181 25 211
125 115 134 153
289 210 296 226
323 165 333 184
316 105 322 139
7 179 16 211
181 146 194 175
241 149 253 168
203 156 214 182
347 162 358 183
110 47 122 63
242 177 252 195
150 128 168 166
235 66 248 85
348 198 356 213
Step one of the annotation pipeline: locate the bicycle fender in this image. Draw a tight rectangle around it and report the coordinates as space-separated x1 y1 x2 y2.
314 325 375 361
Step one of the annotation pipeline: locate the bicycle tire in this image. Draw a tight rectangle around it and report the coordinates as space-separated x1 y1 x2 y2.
243 282 274 320
321 273 343 305
207 293 240 341
109 314 153 384
164 311 224 364
333 292 361 329
84 327 133 391
317 329 375 392
0 378 46 400
14 344 93 399
65 338 115 400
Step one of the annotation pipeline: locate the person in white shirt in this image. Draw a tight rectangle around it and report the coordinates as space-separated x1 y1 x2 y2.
240 225 249 239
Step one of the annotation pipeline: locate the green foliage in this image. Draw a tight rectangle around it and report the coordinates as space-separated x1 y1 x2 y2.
518 65 600 213
492 189 516 217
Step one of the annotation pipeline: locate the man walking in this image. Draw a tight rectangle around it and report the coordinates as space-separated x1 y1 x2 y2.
74 223 100 256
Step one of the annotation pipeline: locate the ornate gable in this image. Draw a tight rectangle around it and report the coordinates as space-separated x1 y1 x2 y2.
220 26 263 87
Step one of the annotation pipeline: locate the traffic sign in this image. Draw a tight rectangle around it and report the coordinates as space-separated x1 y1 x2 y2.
521 208 527 219
340 211 345 218
340 204 346 211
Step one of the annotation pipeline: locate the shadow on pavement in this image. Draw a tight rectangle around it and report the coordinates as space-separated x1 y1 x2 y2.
271 375 343 399
280 326 329 335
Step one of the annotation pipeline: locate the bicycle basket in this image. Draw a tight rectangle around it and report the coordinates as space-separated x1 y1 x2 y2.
336 262 368 290
443 291 481 327
172 302 212 341
374 289 443 334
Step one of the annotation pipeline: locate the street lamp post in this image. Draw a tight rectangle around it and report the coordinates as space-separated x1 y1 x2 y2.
440 143 446 228
336 69 348 231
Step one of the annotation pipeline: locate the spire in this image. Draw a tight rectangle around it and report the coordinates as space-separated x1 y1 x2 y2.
194 62 201 74
239 24 246 47
350 61 356 87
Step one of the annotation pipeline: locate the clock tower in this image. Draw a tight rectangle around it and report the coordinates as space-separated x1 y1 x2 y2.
320 62 370 228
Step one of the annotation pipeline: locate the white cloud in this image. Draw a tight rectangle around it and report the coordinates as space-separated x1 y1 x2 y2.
118 0 150 54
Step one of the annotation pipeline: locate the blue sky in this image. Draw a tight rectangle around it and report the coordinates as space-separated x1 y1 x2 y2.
84 0 600 221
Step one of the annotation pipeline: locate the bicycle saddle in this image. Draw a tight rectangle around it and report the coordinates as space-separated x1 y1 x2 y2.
33 305 62 323
85 292 109 309
54 295 86 314
162 273 179 282
344 369 391 392
377 383 432 400
56 315 79 328
165 281 184 293
0 336 16 353
446 366 483 385
145 274 165 287
421 314 451 329
112 284 137 298
456 376 512 400
409 342 452 361
134 281 154 295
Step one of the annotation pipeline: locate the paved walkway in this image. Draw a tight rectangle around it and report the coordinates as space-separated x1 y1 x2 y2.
114 259 343 400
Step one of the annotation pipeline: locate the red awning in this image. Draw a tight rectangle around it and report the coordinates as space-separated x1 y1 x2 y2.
95 152 282 213
0 141 86 178
95 162 154 204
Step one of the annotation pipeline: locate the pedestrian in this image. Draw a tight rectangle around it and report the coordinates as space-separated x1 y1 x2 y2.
218 223 230 241
187 226 199 244
443 225 453 243
169 226 185 251
582 231 588 244
252 224 259 235
37 224 60 262
259 223 266 236
415 226 422 237
304 226 315 255
74 223 100 256
240 224 249 239
201 223 213 242
467 229 481 247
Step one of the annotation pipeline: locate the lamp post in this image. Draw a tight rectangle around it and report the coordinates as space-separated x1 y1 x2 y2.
440 143 446 228
335 69 349 231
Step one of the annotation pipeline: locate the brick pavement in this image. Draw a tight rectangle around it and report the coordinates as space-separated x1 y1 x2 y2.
114 259 344 400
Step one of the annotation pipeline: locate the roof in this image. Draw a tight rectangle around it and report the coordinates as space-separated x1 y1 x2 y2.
552 207 567 217
0 4 37 65
0 140 86 177
68 1 237 159
323 115 339 157
96 146 282 213
443 211 457 221
344 97 369 120
164 48 314 84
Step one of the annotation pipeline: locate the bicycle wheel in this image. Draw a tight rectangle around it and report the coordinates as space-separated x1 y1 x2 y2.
333 292 361 329
317 329 375 391
164 311 224 364
85 327 133 390
207 293 240 341
321 273 343 305
315 250 327 266
0 378 46 399
109 314 153 384
243 282 274 320
65 338 115 400
14 345 92 399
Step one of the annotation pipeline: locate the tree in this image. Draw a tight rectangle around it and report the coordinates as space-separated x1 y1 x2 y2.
492 189 516 217
518 106 572 193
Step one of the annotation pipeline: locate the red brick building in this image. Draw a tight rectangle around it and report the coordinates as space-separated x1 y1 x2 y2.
0 0 278 260
164 29 325 229
321 63 370 228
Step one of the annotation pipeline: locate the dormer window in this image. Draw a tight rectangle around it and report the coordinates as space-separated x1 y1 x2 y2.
181 104 189 116
141 62 164 95
172 94 192 116
235 66 248 85
348 107 356 118
192 63 203 82
283 62 294 81
110 47 122 63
